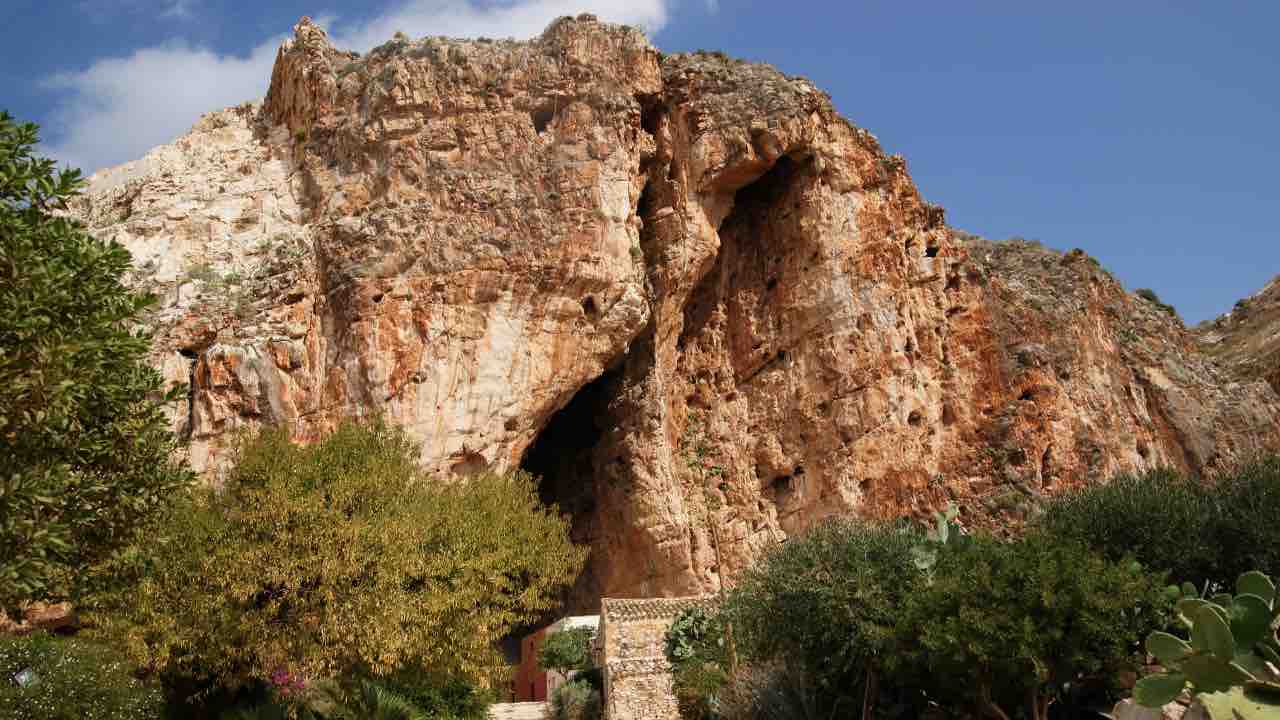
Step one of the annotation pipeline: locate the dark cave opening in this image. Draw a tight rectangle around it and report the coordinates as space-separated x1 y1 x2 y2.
500 365 624 666
519 363 629 615
521 368 618 523
177 347 199 441
530 106 555 134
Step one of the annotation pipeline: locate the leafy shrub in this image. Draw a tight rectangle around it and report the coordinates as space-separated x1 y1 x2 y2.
897 532 1169 720
666 607 721 666
548 678 601 720
94 420 585 695
664 607 729 719
0 633 164 720
1037 467 1218 586
540 626 596 677
1212 456 1280 580
339 678 429 720
720 519 921 713
1038 459 1280 588
672 657 728 720
716 662 825 720
0 112 192 613
374 669 492 720
1136 288 1178 315
211 672 490 720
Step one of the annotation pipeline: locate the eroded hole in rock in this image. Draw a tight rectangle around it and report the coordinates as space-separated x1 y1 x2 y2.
925 243 940 258
530 107 555 134
519 363 625 613
637 93 662 137
679 156 804 354
1008 447 1028 466
177 347 201 441
637 178 656 220
581 295 598 318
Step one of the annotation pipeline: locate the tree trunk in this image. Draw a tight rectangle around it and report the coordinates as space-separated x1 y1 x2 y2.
979 681 1012 720
860 667 879 720
1026 688 1053 720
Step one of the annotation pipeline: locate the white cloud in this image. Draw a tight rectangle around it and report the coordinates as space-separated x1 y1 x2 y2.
42 0 672 174
42 39 281 175
159 0 198 19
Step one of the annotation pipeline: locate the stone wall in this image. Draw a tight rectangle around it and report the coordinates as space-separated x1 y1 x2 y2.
598 596 717 720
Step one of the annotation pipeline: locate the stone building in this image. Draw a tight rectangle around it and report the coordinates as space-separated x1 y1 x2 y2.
598 596 717 720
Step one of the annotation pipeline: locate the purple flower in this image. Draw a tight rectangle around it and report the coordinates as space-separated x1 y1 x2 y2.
268 666 307 695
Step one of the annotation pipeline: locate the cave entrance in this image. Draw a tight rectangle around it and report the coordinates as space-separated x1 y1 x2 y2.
519 363 624 614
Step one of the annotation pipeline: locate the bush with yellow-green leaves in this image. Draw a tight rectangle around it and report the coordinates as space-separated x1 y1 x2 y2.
91 420 585 699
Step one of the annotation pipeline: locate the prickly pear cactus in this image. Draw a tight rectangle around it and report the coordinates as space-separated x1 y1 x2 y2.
1135 571 1280 718
910 502 968 575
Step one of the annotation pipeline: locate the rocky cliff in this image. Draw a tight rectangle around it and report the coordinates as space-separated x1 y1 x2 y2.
73 15 1280 606
1196 275 1280 396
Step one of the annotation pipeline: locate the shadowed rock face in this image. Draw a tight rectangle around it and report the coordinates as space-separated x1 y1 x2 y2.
73 15 1280 606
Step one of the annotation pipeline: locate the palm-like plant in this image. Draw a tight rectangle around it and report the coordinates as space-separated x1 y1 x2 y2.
343 679 428 720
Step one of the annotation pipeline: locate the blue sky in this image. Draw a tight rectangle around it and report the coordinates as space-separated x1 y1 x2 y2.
3 1 1277 323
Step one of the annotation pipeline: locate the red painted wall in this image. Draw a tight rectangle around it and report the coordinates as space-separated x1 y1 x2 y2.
512 627 548 702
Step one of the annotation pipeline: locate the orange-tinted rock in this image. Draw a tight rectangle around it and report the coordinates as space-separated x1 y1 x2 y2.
73 17 1280 605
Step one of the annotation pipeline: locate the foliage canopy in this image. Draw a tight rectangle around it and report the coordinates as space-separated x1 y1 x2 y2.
1037 458 1280 588
95 420 586 693
897 532 1169 720
539 626 596 677
721 519 920 701
0 111 191 612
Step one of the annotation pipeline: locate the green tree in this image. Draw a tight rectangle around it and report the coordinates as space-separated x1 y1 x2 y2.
897 532 1169 720
539 626 596 677
548 679 601 720
0 112 191 613
96 420 585 695
1037 458 1280 589
719 519 922 718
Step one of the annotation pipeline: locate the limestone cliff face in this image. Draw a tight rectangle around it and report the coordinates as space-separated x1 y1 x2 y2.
1196 276 1280 396
74 16 1280 605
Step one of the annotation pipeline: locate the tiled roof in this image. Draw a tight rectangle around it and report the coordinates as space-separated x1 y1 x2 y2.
600 596 718 622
